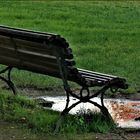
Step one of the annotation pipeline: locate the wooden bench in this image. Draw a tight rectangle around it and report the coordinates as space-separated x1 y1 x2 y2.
0 25 128 117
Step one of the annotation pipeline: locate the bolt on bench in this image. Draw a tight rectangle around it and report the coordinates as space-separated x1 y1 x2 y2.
0 25 128 117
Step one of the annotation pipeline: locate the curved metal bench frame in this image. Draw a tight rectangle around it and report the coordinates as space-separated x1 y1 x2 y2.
0 66 16 95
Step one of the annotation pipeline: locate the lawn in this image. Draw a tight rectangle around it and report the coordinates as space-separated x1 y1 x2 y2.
0 1 140 92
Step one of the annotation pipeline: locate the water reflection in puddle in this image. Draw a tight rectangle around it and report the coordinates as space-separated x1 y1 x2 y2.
106 99 140 128
38 96 140 129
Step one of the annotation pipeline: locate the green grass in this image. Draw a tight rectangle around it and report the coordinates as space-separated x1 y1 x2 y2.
0 92 115 134
0 1 140 92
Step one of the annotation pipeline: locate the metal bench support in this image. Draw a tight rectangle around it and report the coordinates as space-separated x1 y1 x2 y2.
62 85 112 119
0 66 16 95
55 84 114 132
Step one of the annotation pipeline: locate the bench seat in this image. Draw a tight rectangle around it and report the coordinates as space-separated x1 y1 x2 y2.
78 68 127 89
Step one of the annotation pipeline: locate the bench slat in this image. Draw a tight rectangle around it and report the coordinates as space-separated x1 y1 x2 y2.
20 61 59 75
0 26 69 48
0 55 60 77
81 75 108 82
0 26 55 43
0 46 58 64
0 55 20 67
78 68 117 79
0 45 17 58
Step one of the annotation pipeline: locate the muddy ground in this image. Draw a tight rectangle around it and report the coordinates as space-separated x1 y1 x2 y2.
1 87 140 140
17 87 140 100
1 119 140 140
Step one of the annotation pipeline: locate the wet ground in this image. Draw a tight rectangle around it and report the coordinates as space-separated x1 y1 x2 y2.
1 120 140 140
20 87 140 126
0 120 72 140
20 87 140 129
1 87 140 140
107 99 140 128
36 96 140 129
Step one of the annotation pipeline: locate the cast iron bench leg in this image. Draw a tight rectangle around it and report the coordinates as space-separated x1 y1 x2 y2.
0 66 17 95
62 85 114 120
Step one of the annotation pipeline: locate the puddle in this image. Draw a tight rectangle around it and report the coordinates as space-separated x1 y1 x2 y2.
37 96 140 129
107 99 140 128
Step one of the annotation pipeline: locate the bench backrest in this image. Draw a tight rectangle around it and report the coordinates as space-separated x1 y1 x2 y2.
0 26 128 90
0 26 78 82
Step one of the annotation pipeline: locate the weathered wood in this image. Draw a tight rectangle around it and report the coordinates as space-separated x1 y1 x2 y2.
0 46 58 66
0 26 56 43
0 46 17 58
0 26 69 48
78 68 117 79
0 35 65 57
0 55 20 67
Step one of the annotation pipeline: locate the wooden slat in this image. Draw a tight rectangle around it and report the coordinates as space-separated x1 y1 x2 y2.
14 38 70 58
0 25 69 48
0 35 12 45
0 56 60 78
0 26 54 43
81 75 108 82
18 49 57 61
0 55 60 75
78 68 117 79
0 25 57 36
0 55 20 67
20 61 60 76
14 38 52 49
14 39 72 59
0 35 45 48
0 45 59 67
0 43 57 63
20 55 59 70
0 45 17 58
0 50 59 71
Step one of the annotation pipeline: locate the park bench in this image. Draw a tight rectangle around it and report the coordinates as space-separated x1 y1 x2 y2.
0 25 128 117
